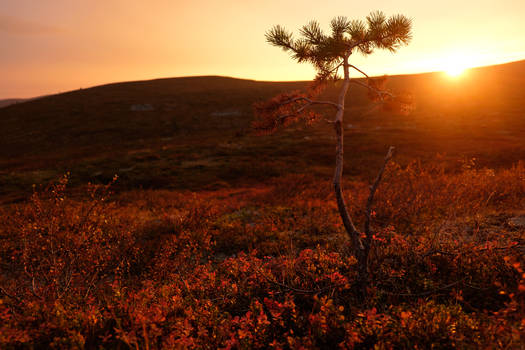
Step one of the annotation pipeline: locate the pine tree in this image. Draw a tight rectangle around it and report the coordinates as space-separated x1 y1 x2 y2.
254 11 413 295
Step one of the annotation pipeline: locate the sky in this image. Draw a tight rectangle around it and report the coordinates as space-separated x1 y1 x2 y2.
1 0 524 98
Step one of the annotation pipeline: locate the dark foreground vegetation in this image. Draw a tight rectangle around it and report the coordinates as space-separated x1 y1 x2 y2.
1 161 524 348
1 61 525 348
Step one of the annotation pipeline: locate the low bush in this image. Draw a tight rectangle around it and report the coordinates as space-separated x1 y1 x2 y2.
0 160 523 348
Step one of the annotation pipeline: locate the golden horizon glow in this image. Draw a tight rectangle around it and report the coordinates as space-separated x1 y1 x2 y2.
1 1 525 98
445 67 465 77
442 53 472 77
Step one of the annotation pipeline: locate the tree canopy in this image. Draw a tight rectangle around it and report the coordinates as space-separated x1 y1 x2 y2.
254 11 413 134
265 11 412 81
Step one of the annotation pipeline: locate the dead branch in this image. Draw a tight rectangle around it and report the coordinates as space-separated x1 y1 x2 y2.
364 146 395 241
280 96 341 110
350 79 394 100
349 64 369 79
275 97 341 124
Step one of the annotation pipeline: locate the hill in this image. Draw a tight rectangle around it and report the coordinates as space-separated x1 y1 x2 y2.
1 62 524 348
1 61 525 200
0 98 26 108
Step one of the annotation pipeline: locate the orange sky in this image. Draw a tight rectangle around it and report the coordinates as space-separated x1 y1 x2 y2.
1 0 524 98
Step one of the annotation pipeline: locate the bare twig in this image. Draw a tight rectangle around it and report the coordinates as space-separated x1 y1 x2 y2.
253 263 346 295
316 60 344 80
84 271 100 300
476 244 524 252
364 146 395 239
349 79 394 100
31 277 43 300
275 97 341 124
0 285 22 303
380 277 467 297
280 96 341 110
349 64 369 79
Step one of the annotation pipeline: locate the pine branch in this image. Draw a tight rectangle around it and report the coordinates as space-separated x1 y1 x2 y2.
300 20 325 45
280 96 340 109
292 39 313 62
366 11 387 37
348 13 411 54
330 16 350 38
313 60 344 82
265 25 294 51
266 12 411 75
350 79 393 99
253 91 341 133
275 97 340 123
346 20 367 42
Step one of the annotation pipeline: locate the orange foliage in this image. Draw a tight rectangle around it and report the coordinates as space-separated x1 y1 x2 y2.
0 160 524 348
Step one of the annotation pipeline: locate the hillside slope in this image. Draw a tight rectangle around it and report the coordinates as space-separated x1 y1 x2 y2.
2 65 524 348
0 98 26 108
1 61 525 200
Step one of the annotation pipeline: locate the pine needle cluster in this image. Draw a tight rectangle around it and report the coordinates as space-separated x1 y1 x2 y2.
265 11 412 82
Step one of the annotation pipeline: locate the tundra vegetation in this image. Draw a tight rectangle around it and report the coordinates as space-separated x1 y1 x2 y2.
0 12 524 350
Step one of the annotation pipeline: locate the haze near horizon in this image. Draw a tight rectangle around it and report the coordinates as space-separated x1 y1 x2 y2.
1 0 524 98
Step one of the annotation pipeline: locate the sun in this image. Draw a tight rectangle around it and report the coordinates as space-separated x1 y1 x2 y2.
441 53 472 78
445 65 466 77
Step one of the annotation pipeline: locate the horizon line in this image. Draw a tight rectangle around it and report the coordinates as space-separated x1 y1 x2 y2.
2 58 524 101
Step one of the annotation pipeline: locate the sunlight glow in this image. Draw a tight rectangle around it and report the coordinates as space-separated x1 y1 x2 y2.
445 65 466 77
441 53 474 78
2 1 525 98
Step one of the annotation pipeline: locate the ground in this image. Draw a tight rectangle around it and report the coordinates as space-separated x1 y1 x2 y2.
0 61 524 348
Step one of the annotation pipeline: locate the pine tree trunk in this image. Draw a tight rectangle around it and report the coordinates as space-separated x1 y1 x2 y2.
332 56 369 296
